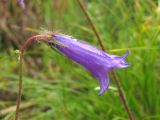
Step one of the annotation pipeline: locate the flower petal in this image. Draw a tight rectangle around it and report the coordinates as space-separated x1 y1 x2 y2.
121 51 130 59
94 72 109 96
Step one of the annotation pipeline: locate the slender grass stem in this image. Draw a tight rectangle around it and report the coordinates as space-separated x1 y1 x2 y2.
76 0 134 120
111 71 134 120
77 0 105 51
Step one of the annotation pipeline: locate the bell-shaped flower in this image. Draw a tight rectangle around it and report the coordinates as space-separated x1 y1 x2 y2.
50 34 129 95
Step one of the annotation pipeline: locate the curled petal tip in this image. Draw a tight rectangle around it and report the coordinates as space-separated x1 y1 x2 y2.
122 50 130 59
98 84 109 96
98 90 105 96
96 74 109 96
114 51 130 68
120 60 130 67
120 51 130 68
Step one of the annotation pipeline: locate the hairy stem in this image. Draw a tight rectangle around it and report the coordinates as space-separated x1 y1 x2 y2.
14 35 51 120
14 52 23 120
77 0 134 120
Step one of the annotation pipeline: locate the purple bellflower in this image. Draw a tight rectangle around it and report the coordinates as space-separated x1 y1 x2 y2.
51 34 129 95
17 0 25 10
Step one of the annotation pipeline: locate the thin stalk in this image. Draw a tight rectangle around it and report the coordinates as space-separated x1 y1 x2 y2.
14 52 23 120
111 70 134 120
14 35 51 120
77 0 105 51
76 0 134 120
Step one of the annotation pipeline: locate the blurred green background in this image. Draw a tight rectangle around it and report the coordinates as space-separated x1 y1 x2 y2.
0 0 160 120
